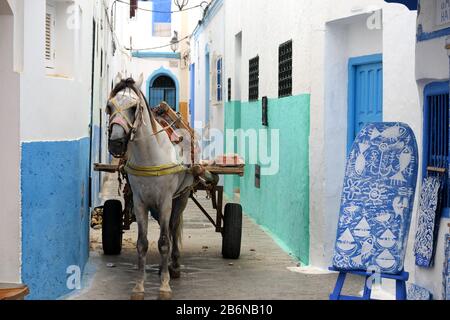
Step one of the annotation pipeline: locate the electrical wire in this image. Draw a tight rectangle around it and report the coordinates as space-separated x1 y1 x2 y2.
114 0 208 14
125 34 191 51
105 0 203 54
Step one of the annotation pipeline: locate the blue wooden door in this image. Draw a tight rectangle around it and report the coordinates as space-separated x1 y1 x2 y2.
353 62 383 138
205 53 210 125
149 87 176 108
189 63 195 125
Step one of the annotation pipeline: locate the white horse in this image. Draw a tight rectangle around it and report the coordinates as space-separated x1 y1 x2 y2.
106 73 194 299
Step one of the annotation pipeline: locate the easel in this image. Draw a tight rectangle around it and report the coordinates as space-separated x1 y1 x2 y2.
329 267 409 300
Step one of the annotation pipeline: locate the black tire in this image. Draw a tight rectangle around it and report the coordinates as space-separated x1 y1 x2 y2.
222 203 242 259
102 200 123 255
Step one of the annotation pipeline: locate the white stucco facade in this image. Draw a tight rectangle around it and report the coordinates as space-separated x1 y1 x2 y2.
0 0 21 284
191 0 427 298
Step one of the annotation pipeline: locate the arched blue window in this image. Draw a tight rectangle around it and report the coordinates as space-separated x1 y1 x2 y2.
149 75 176 109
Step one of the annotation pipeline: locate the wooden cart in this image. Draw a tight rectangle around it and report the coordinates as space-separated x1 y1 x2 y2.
93 162 244 259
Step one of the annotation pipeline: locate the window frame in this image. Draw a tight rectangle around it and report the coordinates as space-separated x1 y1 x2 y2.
278 40 293 98
249 55 259 101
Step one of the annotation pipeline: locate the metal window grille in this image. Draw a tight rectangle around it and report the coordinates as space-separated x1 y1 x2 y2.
45 3 56 69
249 56 259 101
278 40 292 98
426 92 449 206
217 58 223 102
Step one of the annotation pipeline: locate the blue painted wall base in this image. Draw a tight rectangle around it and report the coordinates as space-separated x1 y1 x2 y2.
21 138 90 300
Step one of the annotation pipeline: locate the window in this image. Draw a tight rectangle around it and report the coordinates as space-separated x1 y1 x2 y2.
217 58 223 102
278 40 292 98
45 2 56 69
228 78 232 102
45 0 79 77
249 56 259 101
424 83 449 207
149 75 177 109
153 0 172 37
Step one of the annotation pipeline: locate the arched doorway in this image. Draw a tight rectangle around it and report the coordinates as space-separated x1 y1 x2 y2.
149 75 176 109
146 67 179 111
0 0 21 283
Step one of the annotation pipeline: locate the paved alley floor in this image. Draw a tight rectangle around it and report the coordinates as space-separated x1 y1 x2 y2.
70 191 362 300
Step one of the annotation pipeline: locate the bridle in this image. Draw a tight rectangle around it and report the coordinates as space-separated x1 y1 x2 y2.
107 82 146 158
107 80 183 159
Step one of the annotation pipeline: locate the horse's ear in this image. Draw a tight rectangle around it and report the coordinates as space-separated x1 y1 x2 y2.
114 72 123 86
136 73 144 89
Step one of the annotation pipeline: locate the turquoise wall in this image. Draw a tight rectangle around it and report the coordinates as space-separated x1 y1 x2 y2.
224 101 242 197
224 95 310 264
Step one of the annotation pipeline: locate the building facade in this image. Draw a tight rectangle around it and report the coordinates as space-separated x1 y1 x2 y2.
409 0 450 299
0 0 95 299
190 0 433 297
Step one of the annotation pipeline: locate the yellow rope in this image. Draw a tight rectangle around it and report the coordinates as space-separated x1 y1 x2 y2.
125 162 187 177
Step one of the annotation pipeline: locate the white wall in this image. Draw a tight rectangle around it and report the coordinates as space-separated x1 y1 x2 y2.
20 0 93 142
202 1 421 285
191 0 225 149
410 1 450 300
0 0 21 284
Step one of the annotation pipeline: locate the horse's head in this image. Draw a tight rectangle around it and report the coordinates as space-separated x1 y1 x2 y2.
106 73 144 158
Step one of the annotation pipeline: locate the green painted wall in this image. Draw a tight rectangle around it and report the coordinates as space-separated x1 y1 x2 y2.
224 94 310 264
224 101 242 197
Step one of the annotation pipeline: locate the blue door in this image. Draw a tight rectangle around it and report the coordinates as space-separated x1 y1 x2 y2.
189 63 195 125
205 53 210 126
149 75 176 109
348 55 383 150
354 62 383 136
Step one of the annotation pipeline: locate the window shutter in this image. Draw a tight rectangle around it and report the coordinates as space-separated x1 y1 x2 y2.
211 53 217 103
45 3 56 69
217 58 222 102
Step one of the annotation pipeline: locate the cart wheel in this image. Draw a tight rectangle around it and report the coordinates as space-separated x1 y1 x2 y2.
102 200 123 255
222 203 242 259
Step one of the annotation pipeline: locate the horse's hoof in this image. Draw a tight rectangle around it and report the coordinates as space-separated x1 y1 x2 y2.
169 267 181 279
133 283 145 294
131 293 145 300
159 290 172 300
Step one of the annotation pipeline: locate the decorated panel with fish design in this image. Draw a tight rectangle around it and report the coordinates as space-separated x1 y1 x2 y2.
333 123 419 274
443 234 450 300
414 176 442 268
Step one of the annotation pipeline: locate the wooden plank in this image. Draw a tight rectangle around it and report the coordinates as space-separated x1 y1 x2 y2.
205 166 245 176
94 163 120 173
427 166 446 174
0 284 29 300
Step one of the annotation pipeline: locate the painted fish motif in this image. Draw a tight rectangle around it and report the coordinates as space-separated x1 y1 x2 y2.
351 237 374 265
355 142 370 175
375 211 392 224
391 147 412 183
371 124 403 141
393 196 409 221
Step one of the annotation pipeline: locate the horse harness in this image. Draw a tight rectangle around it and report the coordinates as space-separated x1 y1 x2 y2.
108 82 189 178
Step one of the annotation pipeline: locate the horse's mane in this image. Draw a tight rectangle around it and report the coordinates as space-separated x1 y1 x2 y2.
110 78 159 135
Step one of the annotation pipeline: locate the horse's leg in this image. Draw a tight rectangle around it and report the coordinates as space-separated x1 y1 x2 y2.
169 193 189 279
133 200 149 294
158 198 173 299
